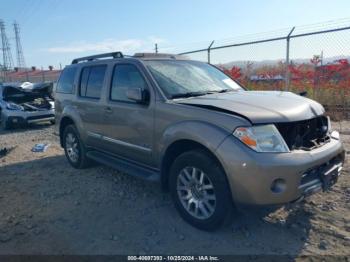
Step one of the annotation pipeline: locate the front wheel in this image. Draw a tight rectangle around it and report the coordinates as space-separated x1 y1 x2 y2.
169 150 234 231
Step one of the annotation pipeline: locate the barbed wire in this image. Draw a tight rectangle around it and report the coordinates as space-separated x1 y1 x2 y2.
162 17 350 54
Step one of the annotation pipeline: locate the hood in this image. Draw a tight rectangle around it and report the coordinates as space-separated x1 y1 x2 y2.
176 90 325 124
2 82 53 103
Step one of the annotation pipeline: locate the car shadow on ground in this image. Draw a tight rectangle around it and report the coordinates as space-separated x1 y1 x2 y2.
0 155 312 256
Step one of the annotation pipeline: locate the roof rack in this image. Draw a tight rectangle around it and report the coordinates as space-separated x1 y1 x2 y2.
71 51 124 64
133 53 186 59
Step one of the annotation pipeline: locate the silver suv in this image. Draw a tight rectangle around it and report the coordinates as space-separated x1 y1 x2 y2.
55 52 345 230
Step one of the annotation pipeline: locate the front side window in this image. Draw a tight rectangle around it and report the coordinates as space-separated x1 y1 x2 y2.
110 64 148 102
79 65 107 99
56 67 77 94
144 60 243 98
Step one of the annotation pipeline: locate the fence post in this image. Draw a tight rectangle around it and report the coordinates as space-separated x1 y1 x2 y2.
25 69 29 82
207 41 214 64
285 27 295 90
41 66 45 82
4 70 7 82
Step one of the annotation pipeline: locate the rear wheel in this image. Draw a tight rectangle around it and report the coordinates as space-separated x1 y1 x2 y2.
62 125 90 169
169 149 234 231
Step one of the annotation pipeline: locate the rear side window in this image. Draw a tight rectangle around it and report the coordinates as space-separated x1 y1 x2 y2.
110 64 148 102
79 65 107 99
56 67 77 93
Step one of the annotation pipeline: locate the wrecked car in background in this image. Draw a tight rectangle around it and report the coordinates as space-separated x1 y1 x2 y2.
0 82 55 129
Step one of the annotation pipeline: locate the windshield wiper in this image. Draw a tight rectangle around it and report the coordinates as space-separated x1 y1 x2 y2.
203 89 234 94
218 89 233 93
170 91 209 99
170 89 235 99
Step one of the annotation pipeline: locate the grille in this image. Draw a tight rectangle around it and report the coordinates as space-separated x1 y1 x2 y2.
276 116 330 151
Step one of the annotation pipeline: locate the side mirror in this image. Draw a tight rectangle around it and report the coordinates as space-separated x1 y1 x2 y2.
126 88 148 103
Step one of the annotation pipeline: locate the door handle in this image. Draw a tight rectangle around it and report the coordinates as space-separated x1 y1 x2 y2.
104 107 113 114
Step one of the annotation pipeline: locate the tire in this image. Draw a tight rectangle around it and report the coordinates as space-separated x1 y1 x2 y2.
62 124 90 169
169 149 234 231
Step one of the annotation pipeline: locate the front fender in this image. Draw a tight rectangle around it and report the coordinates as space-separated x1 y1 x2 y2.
157 120 231 164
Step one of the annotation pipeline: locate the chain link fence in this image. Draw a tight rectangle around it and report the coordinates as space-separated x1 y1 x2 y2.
179 25 350 120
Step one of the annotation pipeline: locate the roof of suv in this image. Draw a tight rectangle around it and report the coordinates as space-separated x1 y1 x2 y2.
71 52 188 65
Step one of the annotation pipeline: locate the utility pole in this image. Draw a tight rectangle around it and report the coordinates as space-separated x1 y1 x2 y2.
13 21 26 69
0 20 14 71
285 27 295 90
155 43 158 54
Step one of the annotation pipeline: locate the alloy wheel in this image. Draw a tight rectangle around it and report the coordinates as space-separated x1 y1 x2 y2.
177 166 216 219
65 132 79 163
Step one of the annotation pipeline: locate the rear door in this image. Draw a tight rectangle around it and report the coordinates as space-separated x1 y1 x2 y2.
74 64 108 148
100 62 155 166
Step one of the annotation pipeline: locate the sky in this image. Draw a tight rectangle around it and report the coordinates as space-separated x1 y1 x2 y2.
1 0 350 68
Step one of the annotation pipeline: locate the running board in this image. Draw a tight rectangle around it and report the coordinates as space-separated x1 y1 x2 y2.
86 150 160 182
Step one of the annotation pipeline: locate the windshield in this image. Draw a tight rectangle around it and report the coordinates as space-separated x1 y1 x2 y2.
144 60 243 98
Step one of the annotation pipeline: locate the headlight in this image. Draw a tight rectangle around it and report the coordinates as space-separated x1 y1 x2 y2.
233 124 290 153
6 102 24 111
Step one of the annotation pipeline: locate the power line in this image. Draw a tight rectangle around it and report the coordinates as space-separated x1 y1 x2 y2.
20 0 42 26
16 0 35 23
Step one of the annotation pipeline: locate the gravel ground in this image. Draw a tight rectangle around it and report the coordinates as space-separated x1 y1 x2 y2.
0 122 349 256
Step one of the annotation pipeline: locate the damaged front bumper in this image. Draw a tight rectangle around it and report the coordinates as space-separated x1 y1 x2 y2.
216 135 345 206
4 109 55 125
293 154 344 202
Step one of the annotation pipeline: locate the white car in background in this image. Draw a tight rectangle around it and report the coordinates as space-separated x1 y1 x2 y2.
0 82 55 129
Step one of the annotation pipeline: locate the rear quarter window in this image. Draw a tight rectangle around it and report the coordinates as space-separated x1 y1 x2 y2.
56 67 77 94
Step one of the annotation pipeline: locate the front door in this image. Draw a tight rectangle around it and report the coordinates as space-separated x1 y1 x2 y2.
101 62 154 166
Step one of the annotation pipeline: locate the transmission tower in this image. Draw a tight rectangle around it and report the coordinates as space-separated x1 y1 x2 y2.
0 20 14 71
13 21 26 69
